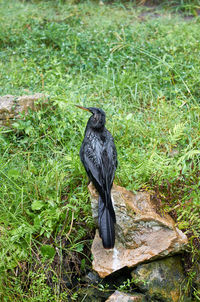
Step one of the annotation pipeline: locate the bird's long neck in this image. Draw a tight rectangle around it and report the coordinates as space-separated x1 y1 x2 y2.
86 121 105 134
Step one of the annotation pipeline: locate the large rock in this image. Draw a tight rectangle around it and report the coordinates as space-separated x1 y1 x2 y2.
89 184 188 278
106 291 146 302
131 256 189 302
0 94 48 126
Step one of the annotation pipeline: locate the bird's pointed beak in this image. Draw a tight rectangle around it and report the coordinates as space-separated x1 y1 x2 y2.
75 105 90 112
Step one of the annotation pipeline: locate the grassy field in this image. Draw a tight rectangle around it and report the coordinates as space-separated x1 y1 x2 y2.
0 0 200 300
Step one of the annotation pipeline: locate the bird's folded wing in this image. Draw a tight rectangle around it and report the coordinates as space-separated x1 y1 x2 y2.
81 137 117 205
101 137 117 191
82 148 102 190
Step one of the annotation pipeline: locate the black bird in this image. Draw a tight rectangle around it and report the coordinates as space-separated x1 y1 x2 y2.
76 106 117 249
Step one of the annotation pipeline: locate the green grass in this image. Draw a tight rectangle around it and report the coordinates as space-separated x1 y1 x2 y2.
0 0 200 300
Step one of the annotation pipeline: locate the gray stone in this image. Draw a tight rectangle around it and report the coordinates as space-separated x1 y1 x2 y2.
131 256 189 302
106 291 146 302
82 271 101 284
0 94 48 126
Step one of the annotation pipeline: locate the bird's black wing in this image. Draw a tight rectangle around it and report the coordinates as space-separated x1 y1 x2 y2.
80 132 103 194
80 130 117 196
101 130 117 192
80 129 117 218
100 132 117 221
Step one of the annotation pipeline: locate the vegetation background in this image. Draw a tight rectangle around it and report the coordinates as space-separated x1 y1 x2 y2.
0 0 200 300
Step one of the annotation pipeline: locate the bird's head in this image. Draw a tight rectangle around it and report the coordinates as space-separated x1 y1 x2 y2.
76 105 106 130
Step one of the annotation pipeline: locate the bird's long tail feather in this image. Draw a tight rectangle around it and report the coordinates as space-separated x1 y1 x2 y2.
98 196 115 249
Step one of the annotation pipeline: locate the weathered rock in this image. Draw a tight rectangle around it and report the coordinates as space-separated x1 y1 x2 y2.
89 183 188 278
82 271 101 285
106 291 146 302
0 94 48 126
131 256 188 302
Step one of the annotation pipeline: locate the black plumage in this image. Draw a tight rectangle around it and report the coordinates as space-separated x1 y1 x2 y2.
77 106 117 249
